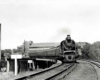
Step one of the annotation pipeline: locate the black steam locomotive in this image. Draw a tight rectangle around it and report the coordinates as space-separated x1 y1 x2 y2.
59 38 78 62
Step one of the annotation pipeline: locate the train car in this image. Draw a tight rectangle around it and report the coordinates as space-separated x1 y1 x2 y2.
29 47 61 59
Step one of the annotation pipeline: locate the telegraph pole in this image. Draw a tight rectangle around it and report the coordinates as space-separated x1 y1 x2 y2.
0 24 1 60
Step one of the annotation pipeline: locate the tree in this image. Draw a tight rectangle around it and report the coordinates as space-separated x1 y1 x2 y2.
17 46 23 53
82 43 91 59
4 49 12 54
1 50 5 60
3 49 12 58
89 41 100 61
12 49 18 53
23 41 29 54
29 41 33 46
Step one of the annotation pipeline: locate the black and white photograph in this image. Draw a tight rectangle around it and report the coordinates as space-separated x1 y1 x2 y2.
0 0 100 80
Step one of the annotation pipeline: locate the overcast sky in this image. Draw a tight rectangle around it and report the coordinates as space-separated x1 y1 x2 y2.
0 0 100 49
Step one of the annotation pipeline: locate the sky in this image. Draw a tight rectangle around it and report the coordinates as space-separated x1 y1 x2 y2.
0 0 100 49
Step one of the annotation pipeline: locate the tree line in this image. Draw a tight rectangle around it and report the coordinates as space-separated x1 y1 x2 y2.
1 41 100 61
81 41 100 61
1 41 33 60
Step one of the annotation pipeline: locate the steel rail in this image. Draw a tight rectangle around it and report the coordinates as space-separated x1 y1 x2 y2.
15 63 63 80
45 64 76 80
28 64 76 80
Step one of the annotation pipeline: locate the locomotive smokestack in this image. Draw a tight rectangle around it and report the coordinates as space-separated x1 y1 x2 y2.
0 24 1 60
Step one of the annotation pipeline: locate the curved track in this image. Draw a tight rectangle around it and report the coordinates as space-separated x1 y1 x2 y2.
15 63 77 80
15 63 63 80
89 63 98 80
15 60 100 80
45 63 77 80
85 60 100 80
80 60 100 80
60 60 100 80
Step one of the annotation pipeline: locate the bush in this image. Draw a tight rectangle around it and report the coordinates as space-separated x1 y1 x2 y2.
0 60 7 72
81 41 100 61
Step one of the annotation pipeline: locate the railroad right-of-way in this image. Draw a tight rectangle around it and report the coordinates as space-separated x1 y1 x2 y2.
7 60 100 80
60 60 100 80
15 63 77 80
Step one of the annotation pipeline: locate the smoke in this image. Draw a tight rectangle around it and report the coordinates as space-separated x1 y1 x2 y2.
50 27 71 42
58 27 71 35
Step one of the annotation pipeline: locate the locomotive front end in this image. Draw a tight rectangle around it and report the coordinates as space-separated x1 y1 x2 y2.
62 50 77 62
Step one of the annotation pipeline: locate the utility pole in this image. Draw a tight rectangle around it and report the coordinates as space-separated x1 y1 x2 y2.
0 24 1 60
24 40 25 53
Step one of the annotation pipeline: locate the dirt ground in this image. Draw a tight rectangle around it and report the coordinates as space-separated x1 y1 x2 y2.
0 72 15 80
0 63 61 80
60 61 99 80
1 61 100 80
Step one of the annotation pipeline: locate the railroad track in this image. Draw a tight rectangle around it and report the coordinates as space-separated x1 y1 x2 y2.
85 60 100 80
89 61 100 68
15 63 77 80
82 59 100 68
45 63 77 80
15 63 63 80
79 60 100 80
